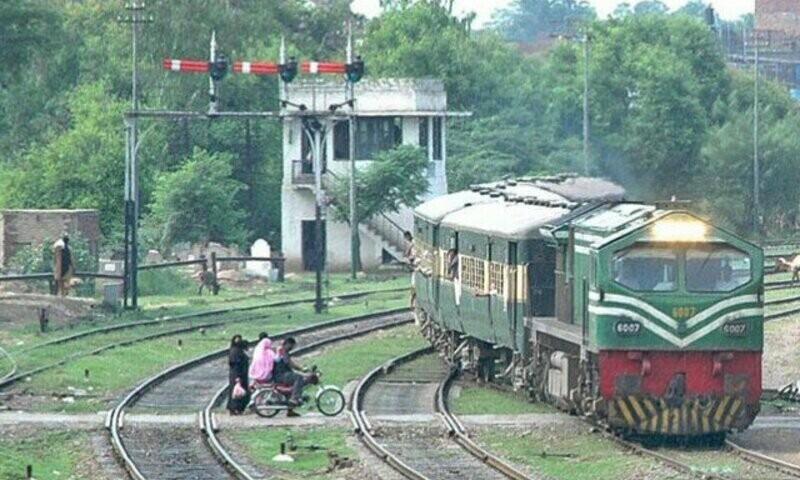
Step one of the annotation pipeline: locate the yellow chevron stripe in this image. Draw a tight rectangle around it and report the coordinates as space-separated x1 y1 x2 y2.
628 396 646 422
618 399 635 426
715 396 731 427
724 398 742 430
691 401 700 433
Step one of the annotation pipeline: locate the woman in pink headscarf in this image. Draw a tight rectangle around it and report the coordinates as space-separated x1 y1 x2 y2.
248 334 276 386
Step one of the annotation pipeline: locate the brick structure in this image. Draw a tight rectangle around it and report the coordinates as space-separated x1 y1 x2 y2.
757 0 800 37
0 210 101 268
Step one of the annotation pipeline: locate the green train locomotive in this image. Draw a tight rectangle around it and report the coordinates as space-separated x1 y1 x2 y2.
412 175 763 436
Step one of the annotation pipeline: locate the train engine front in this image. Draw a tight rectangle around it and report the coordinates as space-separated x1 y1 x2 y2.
583 210 763 436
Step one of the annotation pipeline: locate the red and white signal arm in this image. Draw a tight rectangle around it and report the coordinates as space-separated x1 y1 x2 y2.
233 61 280 75
162 59 209 73
302 61 347 74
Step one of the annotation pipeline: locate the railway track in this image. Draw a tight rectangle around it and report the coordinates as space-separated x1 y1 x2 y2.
351 348 532 480
459 373 798 480
725 437 800 479
108 308 412 480
0 287 407 391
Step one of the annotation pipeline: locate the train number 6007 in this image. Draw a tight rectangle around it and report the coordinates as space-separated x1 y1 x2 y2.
722 321 747 337
615 320 641 336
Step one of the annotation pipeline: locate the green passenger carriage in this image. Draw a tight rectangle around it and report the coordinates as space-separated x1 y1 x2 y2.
413 175 763 437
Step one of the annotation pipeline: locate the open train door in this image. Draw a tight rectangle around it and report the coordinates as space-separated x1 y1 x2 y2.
530 241 556 317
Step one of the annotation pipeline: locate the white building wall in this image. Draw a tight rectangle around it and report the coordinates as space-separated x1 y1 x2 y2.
281 79 452 272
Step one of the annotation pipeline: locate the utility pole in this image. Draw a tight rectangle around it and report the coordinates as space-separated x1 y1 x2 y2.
118 1 152 310
753 31 761 234
347 23 361 279
301 118 327 314
582 32 590 176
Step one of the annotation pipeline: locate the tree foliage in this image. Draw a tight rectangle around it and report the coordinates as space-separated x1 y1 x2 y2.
328 146 429 224
142 148 249 251
492 0 595 43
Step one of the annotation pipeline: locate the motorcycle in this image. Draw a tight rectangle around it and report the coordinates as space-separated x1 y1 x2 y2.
250 365 346 418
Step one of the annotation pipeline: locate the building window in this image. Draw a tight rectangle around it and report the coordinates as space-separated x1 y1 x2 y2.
432 117 443 161
419 118 429 154
334 117 402 160
333 121 349 160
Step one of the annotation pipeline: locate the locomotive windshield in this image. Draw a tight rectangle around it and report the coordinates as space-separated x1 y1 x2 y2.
685 246 751 292
611 244 752 292
612 247 677 291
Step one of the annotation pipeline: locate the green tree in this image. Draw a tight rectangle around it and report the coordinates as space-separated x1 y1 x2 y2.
328 146 428 268
697 72 800 235
587 15 728 197
633 1 668 15
0 83 161 242
329 145 429 223
142 148 249 251
492 0 595 42
0 0 61 88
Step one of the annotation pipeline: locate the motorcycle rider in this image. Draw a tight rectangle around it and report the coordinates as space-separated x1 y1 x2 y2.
273 337 311 416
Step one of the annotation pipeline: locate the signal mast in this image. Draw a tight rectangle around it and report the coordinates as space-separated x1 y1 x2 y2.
124 29 364 313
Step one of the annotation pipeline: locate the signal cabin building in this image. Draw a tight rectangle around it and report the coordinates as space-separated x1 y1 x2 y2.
281 79 461 272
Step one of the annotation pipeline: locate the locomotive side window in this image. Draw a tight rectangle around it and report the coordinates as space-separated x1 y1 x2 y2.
686 246 751 292
612 247 677 292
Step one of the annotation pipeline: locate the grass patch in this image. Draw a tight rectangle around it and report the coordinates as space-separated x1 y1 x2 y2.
229 427 354 478
137 268 195 296
3 273 409 353
24 292 409 412
0 431 90 480
478 429 660 480
309 324 427 387
451 385 554 415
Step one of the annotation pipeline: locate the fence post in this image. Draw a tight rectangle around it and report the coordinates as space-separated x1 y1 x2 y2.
275 253 285 283
39 308 49 333
210 252 219 295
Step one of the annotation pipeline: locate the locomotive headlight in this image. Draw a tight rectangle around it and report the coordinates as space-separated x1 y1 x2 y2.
651 219 707 242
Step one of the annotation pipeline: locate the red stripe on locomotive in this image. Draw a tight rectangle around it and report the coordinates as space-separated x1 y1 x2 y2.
598 350 761 404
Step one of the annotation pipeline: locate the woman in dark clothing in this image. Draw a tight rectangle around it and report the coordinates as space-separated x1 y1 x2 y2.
226 334 250 414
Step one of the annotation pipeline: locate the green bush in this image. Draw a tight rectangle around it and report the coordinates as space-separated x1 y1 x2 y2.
137 268 195 297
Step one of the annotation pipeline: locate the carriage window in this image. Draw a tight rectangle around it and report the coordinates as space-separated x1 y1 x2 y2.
686 247 751 292
612 247 677 292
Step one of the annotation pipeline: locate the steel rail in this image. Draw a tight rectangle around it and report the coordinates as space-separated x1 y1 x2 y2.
766 294 800 307
350 346 434 480
15 286 408 355
766 304 800 321
201 314 414 479
0 345 17 383
0 313 265 391
725 439 800 478
459 373 725 480
109 308 411 480
0 287 409 391
435 368 534 480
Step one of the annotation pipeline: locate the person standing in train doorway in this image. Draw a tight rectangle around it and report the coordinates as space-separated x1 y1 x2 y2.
53 234 74 296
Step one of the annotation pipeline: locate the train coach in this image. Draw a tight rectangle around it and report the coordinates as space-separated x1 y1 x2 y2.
412 175 763 437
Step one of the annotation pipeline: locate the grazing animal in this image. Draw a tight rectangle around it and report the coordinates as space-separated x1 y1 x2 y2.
776 255 800 285
195 263 220 295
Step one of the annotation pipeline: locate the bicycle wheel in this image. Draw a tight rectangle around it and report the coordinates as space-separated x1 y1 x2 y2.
316 386 346 416
252 390 283 418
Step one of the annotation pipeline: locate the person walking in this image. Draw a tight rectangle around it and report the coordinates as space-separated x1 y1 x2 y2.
227 335 250 415
52 234 74 297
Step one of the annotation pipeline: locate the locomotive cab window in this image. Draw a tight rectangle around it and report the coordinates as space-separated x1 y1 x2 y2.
686 246 751 292
612 246 677 292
